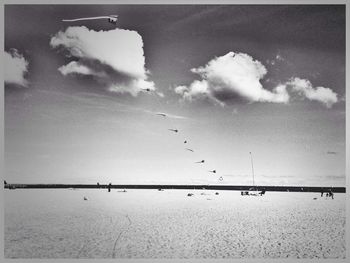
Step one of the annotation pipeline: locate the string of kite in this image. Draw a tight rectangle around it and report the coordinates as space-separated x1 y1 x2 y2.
141 88 222 183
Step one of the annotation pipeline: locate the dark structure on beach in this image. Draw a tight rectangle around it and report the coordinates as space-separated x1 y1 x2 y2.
3 183 346 193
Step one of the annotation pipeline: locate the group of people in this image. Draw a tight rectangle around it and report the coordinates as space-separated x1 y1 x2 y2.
241 189 266 196
321 189 334 199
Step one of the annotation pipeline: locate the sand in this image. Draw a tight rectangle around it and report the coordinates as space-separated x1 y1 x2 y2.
4 189 346 258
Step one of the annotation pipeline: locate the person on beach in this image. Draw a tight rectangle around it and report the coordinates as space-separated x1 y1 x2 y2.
328 190 334 199
108 183 111 192
321 190 324 197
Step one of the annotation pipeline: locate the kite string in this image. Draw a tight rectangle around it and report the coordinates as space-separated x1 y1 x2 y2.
152 91 199 182
145 89 219 185
150 90 182 141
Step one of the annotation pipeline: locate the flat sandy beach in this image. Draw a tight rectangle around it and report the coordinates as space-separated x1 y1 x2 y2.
4 189 346 258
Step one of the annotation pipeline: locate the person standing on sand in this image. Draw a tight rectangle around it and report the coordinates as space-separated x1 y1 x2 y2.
321 190 324 197
108 183 111 192
329 190 334 199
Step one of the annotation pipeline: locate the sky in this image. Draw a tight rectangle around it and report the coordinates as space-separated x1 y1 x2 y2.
4 5 346 186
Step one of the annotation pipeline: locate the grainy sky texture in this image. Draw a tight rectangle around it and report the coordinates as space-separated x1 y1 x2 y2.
4 5 345 186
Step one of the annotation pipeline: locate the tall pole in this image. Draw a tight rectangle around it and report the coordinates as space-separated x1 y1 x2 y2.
249 152 255 187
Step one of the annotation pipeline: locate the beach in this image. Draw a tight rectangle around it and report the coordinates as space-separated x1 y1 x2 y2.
4 189 346 258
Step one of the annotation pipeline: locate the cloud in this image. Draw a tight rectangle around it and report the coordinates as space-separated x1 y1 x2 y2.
175 52 338 108
286 77 338 108
50 26 155 96
275 54 284 61
267 53 285 65
58 61 105 77
4 49 29 87
174 52 289 105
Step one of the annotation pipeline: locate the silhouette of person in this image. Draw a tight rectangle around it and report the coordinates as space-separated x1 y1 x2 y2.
329 190 334 199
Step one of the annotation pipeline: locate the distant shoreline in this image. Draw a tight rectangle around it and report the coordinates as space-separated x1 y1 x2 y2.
4 184 346 193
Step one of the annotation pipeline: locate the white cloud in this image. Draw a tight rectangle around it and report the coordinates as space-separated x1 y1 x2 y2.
287 77 338 108
267 53 284 66
4 49 29 87
175 85 190 96
175 52 338 108
175 52 289 105
50 26 155 96
275 53 284 61
175 81 209 100
58 61 103 76
156 92 165 98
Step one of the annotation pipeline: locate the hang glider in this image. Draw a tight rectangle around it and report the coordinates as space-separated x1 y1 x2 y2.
195 160 205 164
156 113 167 117
185 148 194 152
209 170 216 173
62 15 118 24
